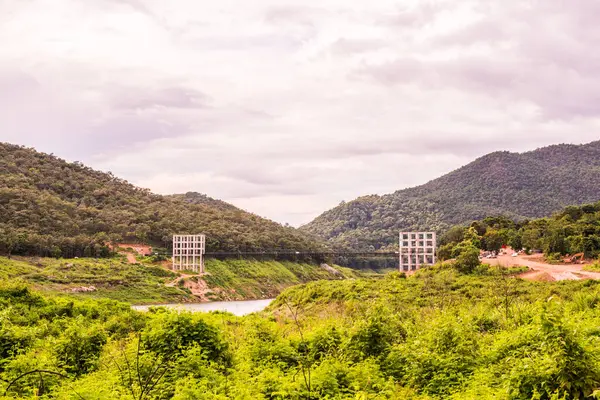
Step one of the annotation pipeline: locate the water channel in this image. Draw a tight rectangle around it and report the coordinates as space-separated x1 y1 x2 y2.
132 298 274 316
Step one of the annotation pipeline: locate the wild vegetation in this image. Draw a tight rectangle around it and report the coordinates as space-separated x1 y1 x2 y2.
3 256 600 399
201 259 361 301
0 256 186 304
0 256 360 304
438 201 600 261
302 140 600 250
0 143 326 259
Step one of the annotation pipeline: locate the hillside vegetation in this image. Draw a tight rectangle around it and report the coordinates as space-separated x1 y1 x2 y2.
0 256 186 304
302 140 600 250
200 259 361 301
0 256 358 304
3 262 600 399
0 143 326 258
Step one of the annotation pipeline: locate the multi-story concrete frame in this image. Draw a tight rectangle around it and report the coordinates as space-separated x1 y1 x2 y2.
399 232 436 271
172 234 206 273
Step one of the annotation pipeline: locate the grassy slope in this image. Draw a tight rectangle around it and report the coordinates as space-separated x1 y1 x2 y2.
202 259 361 301
0 256 365 304
0 256 187 304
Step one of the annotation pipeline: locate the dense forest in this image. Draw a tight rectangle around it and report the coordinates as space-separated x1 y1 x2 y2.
0 143 327 258
3 260 600 399
438 201 600 261
302 140 600 250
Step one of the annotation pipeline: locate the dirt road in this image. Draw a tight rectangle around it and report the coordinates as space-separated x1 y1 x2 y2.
115 244 152 264
487 254 600 281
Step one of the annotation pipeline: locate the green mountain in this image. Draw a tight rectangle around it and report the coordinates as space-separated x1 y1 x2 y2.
0 143 326 258
301 140 600 250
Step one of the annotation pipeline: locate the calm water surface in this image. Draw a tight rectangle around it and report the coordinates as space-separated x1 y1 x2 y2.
132 299 274 316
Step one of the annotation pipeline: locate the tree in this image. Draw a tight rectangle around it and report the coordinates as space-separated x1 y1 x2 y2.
437 243 455 261
544 221 568 255
508 230 522 251
482 230 504 253
463 227 482 249
0 226 18 258
453 242 480 274
521 228 542 252
439 226 466 246
50 246 62 259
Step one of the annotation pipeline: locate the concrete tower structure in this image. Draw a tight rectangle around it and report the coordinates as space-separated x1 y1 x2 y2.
172 234 206 273
399 232 436 272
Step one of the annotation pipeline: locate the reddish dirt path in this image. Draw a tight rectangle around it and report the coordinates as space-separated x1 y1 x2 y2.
487 253 600 281
113 243 152 264
119 244 152 255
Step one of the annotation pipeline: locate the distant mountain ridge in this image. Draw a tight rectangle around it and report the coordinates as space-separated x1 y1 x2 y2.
301 140 600 250
0 143 326 258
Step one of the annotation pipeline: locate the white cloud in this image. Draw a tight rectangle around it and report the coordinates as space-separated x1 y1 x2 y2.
1 0 599 226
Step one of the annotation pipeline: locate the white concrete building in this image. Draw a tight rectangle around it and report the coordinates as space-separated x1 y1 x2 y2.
399 232 436 272
172 234 206 273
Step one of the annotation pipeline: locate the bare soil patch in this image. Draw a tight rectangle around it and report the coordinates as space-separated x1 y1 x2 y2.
488 252 600 281
518 270 555 282
117 243 152 256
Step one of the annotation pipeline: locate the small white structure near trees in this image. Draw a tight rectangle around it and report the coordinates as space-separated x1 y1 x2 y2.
172 234 206 273
399 232 436 272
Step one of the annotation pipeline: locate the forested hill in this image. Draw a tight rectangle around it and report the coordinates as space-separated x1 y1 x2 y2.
0 143 326 257
167 192 240 212
302 140 600 250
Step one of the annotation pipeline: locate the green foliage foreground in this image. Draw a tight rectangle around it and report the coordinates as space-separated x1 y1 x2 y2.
3 266 600 399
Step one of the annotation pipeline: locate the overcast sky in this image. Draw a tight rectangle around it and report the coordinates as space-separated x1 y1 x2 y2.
1 0 599 226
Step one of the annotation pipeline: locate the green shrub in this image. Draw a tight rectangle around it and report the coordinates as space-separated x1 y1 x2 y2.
454 243 481 274
141 312 231 366
54 319 107 376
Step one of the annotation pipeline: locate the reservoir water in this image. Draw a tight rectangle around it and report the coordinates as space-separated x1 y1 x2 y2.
132 299 274 316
